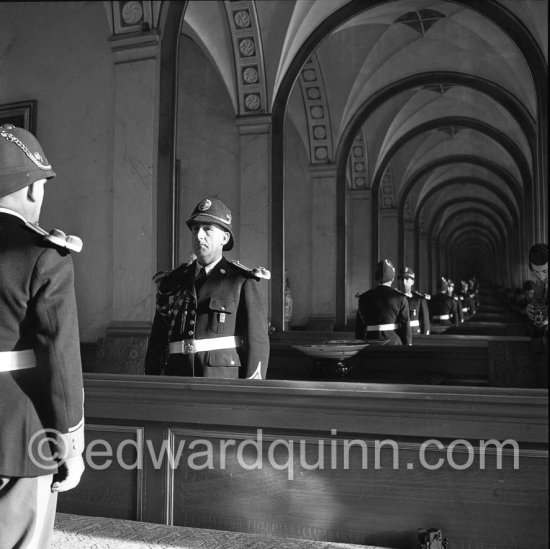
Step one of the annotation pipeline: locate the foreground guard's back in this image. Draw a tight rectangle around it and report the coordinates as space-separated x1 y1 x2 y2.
0 212 84 476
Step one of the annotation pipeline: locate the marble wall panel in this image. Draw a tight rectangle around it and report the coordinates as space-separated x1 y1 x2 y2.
0 1 115 341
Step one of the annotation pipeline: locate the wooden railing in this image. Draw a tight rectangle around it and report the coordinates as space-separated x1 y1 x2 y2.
58 374 548 549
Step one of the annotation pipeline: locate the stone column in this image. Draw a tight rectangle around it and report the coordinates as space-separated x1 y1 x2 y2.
379 208 398 266
348 189 371 321
419 233 430 293
236 116 272 314
404 220 415 269
309 164 337 328
101 32 161 372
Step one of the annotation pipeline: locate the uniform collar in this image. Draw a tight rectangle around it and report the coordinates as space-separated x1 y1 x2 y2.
195 255 223 277
0 206 28 223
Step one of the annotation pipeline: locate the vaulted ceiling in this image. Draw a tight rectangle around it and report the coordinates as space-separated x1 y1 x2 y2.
177 0 547 283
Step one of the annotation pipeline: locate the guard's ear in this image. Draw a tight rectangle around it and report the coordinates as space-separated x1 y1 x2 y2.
222 231 230 245
27 183 37 202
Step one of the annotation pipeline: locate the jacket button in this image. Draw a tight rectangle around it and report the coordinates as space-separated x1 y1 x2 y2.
188 331 194 336
189 320 195 325
220 306 225 311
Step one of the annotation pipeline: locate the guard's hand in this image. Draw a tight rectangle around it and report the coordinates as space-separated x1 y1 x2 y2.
51 455 85 493
525 303 535 320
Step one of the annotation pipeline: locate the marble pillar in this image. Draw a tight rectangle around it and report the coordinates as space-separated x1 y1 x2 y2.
309 164 337 326
236 116 272 313
107 32 160 346
379 208 398 267
419 233 430 293
347 189 371 321
404 220 415 270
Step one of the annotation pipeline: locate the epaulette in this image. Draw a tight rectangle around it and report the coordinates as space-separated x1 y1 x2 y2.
414 290 430 300
228 259 271 280
393 287 407 296
26 222 83 253
153 271 170 284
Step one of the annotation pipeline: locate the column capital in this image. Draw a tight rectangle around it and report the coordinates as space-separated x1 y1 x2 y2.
309 163 337 179
380 207 397 219
236 115 272 135
108 30 160 63
349 189 371 200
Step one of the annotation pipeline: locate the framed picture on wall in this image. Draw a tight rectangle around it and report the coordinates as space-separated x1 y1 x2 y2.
0 100 37 133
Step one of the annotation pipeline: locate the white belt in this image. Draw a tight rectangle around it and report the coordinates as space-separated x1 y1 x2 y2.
433 314 450 320
169 336 242 355
0 349 36 372
410 320 420 327
366 323 399 331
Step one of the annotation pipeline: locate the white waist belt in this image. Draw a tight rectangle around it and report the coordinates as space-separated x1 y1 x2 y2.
169 336 242 355
433 314 450 320
410 320 420 327
366 323 399 331
0 349 36 372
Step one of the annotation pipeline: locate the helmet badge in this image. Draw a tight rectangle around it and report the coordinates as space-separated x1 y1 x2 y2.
198 199 211 211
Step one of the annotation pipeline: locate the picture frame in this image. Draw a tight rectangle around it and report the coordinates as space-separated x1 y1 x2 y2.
0 100 37 133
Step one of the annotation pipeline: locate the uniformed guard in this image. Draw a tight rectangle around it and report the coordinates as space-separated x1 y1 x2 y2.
397 266 430 335
355 259 411 345
0 125 85 547
525 243 548 341
446 279 464 323
145 197 270 379
457 280 472 319
429 277 459 327
468 276 480 312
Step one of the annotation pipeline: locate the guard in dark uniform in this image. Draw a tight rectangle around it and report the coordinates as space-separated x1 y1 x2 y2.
446 279 464 323
145 197 270 379
468 277 479 312
355 259 411 345
429 277 459 327
0 125 85 548
457 280 473 319
397 266 430 335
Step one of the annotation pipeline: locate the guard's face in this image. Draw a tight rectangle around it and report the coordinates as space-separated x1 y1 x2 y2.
191 223 230 266
531 262 548 283
402 277 414 293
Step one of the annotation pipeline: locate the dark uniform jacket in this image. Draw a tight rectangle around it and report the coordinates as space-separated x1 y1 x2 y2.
428 292 460 326
457 291 473 318
355 285 411 345
145 257 269 378
0 212 84 477
453 294 464 323
405 291 431 335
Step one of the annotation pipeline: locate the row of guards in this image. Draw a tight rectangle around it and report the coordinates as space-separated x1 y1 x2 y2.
355 259 479 346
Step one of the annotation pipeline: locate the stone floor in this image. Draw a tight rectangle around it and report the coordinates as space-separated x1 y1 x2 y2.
52 513 391 549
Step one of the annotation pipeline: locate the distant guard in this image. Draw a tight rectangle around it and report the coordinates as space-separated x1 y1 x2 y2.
429 277 459 327
397 266 430 335
144 197 270 379
355 259 411 345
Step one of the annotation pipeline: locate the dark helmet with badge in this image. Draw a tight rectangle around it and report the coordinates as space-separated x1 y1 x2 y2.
0 124 55 198
398 266 415 280
186 197 234 251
